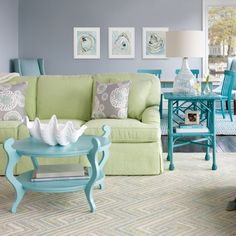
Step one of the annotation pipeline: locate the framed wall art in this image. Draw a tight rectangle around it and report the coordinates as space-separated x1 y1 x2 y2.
108 27 135 58
73 27 100 59
142 27 168 59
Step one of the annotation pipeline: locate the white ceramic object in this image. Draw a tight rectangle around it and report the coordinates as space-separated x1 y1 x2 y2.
25 115 87 146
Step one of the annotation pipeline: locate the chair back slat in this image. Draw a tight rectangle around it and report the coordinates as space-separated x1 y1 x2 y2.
175 69 200 78
221 70 236 97
137 69 162 79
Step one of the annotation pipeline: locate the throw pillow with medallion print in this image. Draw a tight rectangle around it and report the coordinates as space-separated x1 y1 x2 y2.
92 80 131 119
0 82 28 121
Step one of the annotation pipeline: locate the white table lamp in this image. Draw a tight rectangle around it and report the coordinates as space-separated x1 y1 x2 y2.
166 31 205 95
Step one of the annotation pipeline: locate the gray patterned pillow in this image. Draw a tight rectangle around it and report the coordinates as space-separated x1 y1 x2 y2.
0 82 28 121
92 80 131 119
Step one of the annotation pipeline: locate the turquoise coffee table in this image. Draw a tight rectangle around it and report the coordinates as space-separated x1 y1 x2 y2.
3 125 111 213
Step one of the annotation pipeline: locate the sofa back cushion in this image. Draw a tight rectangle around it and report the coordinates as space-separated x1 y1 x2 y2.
8 76 38 120
92 73 160 120
37 75 93 121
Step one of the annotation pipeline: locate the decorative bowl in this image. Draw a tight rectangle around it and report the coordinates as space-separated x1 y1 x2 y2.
25 115 87 146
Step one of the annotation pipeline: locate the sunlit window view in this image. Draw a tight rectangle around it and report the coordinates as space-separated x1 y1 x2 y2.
208 6 236 80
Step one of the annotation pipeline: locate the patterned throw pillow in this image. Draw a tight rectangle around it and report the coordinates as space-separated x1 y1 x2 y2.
0 82 28 121
92 80 131 119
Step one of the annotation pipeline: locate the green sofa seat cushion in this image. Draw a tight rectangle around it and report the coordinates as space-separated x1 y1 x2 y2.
84 118 160 143
37 75 93 121
0 121 29 144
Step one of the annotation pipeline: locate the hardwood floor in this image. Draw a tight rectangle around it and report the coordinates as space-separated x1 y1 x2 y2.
161 135 236 152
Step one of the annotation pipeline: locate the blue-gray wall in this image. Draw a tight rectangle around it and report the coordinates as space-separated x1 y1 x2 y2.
0 0 19 72
19 0 203 77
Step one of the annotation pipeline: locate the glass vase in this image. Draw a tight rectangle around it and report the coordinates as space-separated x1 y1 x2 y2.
203 83 211 94
173 57 197 95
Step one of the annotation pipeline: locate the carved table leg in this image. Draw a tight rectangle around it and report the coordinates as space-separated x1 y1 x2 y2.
98 125 111 189
3 138 26 213
85 138 100 212
98 150 109 190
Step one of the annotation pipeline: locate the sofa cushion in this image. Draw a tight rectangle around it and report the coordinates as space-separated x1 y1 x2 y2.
84 119 160 143
6 76 38 120
92 80 131 119
0 121 29 144
92 73 160 120
37 75 93 121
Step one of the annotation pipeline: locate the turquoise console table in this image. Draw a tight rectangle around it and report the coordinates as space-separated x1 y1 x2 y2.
3 125 111 213
164 93 220 171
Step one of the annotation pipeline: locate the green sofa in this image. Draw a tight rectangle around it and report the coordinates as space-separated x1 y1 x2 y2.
0 73 163 175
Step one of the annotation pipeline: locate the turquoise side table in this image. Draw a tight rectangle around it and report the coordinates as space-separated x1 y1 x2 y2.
3 125 111 213
164 93 220 171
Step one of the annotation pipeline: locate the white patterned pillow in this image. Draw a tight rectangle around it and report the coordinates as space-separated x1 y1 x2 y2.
0 82 28 121
92 81 131 119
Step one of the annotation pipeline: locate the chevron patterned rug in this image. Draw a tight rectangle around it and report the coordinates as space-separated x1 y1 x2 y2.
161 111 236 135
0 153 236 236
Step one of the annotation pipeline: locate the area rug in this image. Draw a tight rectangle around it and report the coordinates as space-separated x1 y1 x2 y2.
161 111 236 135
0 153 236 235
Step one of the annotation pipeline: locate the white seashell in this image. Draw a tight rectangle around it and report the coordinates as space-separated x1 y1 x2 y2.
40 115 58 146
56 121 74 146
25 115 87 146
25 116 42 140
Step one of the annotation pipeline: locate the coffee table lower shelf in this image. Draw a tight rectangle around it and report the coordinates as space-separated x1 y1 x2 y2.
17 169 105 193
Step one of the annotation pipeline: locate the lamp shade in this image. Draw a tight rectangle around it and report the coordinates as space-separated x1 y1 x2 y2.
166 31 204 58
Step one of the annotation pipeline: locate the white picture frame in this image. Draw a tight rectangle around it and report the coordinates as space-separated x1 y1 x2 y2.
185 111 200 125
73 27 100 59
109 27 135 58
142 27 168 59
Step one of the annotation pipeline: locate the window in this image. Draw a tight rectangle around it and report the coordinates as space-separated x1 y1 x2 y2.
203 0 236 81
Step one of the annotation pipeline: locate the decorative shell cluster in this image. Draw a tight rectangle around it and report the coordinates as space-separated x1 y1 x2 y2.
25 115 87 146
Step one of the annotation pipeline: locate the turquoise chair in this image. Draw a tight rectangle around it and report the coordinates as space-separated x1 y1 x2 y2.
12 58 45 76
216 70 236 122
214 58 236 115
137 69 163 119
175 69 200 78
229 57 236 114
228 57 236 71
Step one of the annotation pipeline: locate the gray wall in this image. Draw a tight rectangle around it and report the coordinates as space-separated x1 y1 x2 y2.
19 0 203 77
0 0 19 72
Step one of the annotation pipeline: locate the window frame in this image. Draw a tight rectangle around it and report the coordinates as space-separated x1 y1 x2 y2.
202 0 236 75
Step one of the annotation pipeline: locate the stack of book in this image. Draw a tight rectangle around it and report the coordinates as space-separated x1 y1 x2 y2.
175 123 209 133
31 164 89 182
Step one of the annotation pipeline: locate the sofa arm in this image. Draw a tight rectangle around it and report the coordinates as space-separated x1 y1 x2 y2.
141 106 160 124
